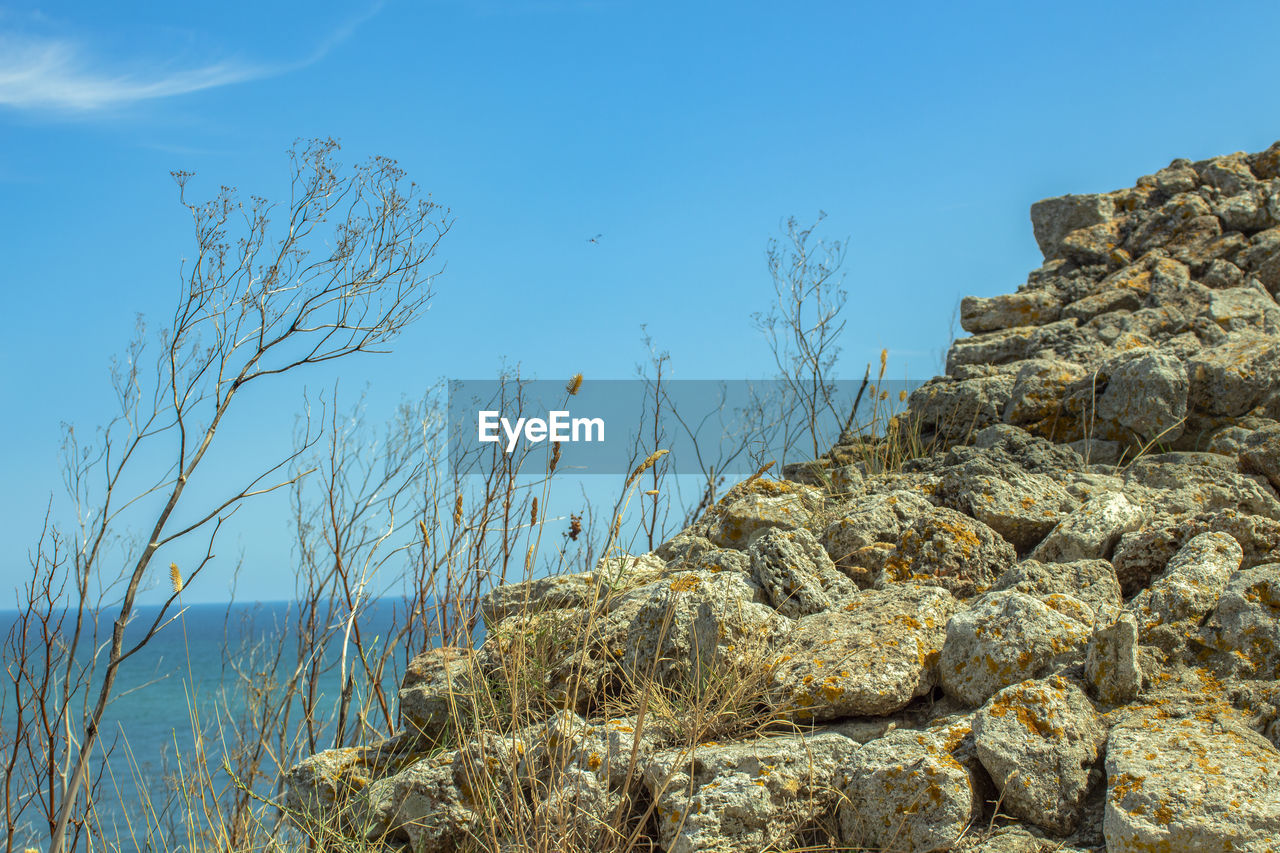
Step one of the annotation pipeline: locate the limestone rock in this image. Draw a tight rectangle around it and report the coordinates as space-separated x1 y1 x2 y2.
1104 705 1280 852
1239 423 1280 492
819 490 935 588
1031 193 1115 261
939 591 1091 706
1122 454 1280 520
1095 349 1190 444
768 585 957 721
1127 531 1243 640
1085 614 1142 706
747 526 856 618
642 733 856 853
707 481 822 548
938 456 1080 552
1031 491 1147 563
838 727 980 852
973 676 1106 835
399 646 475 743
479 553 664 624
908 374 1017 446
961 290 1064 333
993 558 1123 626
1187 331 1280 418
1199 562 1280 679
880 505 1017 598
606 569 783 689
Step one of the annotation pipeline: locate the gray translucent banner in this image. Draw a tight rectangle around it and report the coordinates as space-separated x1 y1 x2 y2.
447 378 923 477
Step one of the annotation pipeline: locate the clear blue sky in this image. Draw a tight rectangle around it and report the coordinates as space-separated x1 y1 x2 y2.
3 0 1280 603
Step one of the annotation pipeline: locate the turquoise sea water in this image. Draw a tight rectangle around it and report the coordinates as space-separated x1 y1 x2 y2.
1 600 441 852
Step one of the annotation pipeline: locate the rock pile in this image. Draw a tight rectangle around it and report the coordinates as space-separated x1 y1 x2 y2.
284 142 1280 852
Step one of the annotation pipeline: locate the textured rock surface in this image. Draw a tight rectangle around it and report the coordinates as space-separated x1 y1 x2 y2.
1085 614 1142 706
880 505 1017 597
939 590 1091 706
973 676 1106 834
838 727 980 852
1199 562 1280 678
1030 491 1146 564
643 733 856 853
1105 704 1280 852
747 526 856 617
768 585 957 721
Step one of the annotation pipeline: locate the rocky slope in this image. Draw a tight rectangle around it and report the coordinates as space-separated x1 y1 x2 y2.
284 142 1280 852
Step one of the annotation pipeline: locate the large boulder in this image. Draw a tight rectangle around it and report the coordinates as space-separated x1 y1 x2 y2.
838 727 981 852
1105 704 1280 852
973 676 1107 835
768 585 957 721
939 591 1091 706
642 733 856 853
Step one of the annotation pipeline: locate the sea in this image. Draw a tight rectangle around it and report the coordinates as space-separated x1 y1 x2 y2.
0 599 455 853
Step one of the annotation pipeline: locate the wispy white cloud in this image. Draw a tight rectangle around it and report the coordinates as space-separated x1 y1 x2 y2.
0 3 384 113
0 34 267 111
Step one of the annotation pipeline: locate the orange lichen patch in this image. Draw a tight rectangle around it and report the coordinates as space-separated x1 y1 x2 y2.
586 751 603 771
1111 772 1145 801
668 574 702 593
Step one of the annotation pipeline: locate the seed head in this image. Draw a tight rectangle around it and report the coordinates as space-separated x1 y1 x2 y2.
169 563 183 594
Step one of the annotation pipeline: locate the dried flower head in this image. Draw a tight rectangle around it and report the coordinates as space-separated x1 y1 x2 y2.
418 519 430 548
899 389 908 402
530 497 539 525
625 449 669 488
879 348 888 375
549 441 562 474
169 563 183 594
453 493 464 526
567 513 583 541
566 373 584 396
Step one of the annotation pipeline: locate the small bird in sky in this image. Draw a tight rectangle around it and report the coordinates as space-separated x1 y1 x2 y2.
588 233 603 245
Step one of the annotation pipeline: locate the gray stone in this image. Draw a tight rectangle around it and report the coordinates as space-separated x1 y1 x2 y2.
1187 331 1280 418
1003 358 1089 437
399 646 475 743
768 585 958 721
1030 491 1147 563
879 505 1017 598
606 570 783 690
706 482 822 548
819 489 935 588
1122 454 1280 520
993 558 1123 626
908 375 1017 446
1199 562 1280 679
838 727 980 852
643 732 857 853
747 526 857 618
1085 614 1142 706
961 290 1064 333
1104 706 1280 852
947 319 1084 372
973 676 1106 835
939 591 1091 706
938 456 1080 553
1205 286 1280 334
1031 194 1115 261
1240 423 1280 492
1127 531 1244 639
480 553 665 624
1095 349 1189 444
